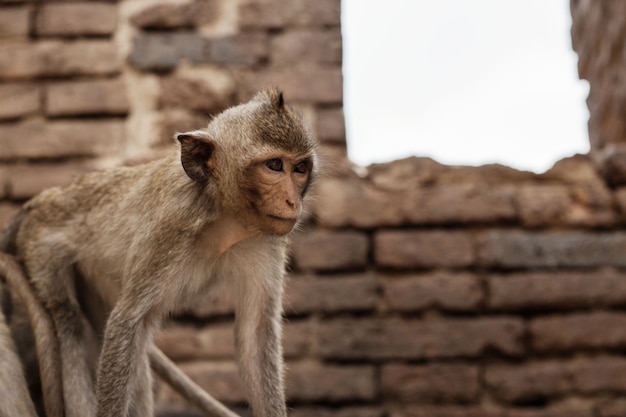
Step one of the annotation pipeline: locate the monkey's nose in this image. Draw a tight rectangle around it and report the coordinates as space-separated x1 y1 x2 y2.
286 199 296 208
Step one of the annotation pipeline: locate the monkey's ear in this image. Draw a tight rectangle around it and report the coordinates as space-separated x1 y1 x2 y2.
176 131 216 182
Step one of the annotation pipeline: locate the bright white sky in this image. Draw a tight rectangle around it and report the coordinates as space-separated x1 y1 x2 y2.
342 0 590 173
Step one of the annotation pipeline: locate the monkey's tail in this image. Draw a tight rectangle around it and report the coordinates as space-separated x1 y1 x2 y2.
0 209 27 254
149 346 241 417
0 252 64 417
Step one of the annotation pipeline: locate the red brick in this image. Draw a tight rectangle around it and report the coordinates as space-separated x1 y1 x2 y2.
485 357 626 403
383 272 482 312
375 230 475 268
0 83 39 120
46 78 129 116
289 229 368 271
478 230 626 268
530 311 626 352
287 362 377 402
382 363 479 403
488 270 626 311
36 2 117 36
0 41 121 79
318 317 524 360
284 273 378 315
8 161 97 199
315 107 345 143
271 28 342 65
291 407 384 417
0 119 125 159
0 6 30 38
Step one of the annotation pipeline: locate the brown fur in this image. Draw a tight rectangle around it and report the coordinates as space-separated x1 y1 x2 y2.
4 89 315 417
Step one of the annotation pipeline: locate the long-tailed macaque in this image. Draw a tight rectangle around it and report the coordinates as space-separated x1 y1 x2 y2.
0 89 316 417
0 251 238 417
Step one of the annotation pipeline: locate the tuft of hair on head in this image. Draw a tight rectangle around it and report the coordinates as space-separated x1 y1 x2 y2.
254 87 285 110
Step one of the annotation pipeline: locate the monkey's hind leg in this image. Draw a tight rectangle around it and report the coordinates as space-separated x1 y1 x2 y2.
0 252 64 417
26 251 98 417
0 293 38 417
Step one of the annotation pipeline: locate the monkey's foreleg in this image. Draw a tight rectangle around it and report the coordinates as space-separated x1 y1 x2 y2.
0 252 64 417
149 346 240 417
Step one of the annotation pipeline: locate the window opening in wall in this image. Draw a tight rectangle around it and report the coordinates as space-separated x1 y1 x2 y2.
342 0 590 173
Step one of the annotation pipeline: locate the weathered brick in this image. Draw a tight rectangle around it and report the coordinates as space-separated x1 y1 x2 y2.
409 184 517 225
283 320 314 358
375 230 475 268
291 0 341 26
291 407 384 417
155 324 234 361
46 78 129 117
289 230 368 271
488 270 626 311
315 107 345 143
0 203 20 230
242 66 343 104
159 72 235 113
271 28 341 65
285 273 379 315
128 32 208 72
485 357 626 403
530 311 626 352
0 6 30 38
383 272 482 312
391 405 594 417
130 0 217 29
316 176 406 228
381 363 479 403
8 161 96 199
318 317 524 360
0 83 40 119
209 32 269 66
154 109 210 147
158 361 243 405
479 230 626 268
36 2 117 36
287 362 377 402
599 399 626 417
0 41 121 79
239 0 290 29
516 183 615 228
0 119 125 159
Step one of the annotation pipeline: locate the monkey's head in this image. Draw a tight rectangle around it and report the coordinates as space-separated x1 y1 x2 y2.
176 88 317 235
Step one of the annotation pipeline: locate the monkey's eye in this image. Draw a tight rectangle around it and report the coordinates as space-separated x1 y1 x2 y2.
266 158 283 172
294 161 309 174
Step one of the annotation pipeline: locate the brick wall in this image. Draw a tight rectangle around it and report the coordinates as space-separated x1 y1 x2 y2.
2 1 626 417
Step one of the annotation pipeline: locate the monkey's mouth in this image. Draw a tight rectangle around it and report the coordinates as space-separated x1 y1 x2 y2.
267 215 298 222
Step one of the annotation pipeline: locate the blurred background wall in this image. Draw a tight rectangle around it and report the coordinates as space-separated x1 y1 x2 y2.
2 1 626 416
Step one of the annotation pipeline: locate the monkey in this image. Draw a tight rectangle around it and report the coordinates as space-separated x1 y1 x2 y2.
0 252 63 417
0 252 241 417
2 88 316 417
